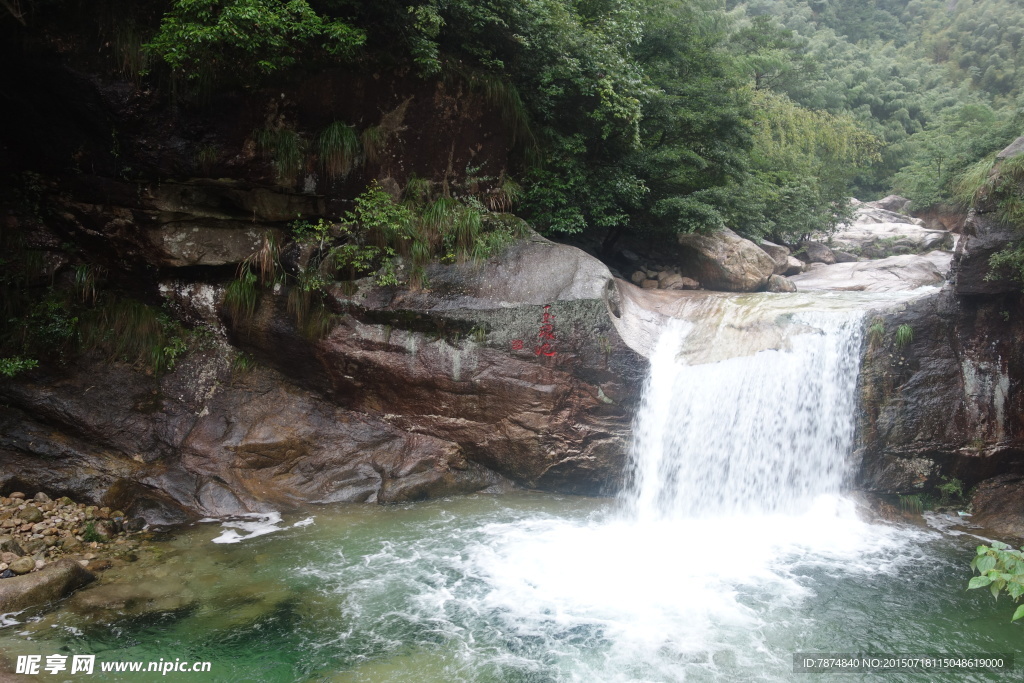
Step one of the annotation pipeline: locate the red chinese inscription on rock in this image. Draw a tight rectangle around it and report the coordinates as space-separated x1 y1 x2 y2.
535 304 557 356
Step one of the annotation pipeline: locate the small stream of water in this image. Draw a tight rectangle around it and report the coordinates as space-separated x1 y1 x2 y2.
1 289 1019 681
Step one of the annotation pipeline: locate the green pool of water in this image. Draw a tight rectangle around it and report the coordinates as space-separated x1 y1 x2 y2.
0 492 1018 682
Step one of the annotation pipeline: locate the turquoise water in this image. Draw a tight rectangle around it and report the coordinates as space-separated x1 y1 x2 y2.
0 493 1019 682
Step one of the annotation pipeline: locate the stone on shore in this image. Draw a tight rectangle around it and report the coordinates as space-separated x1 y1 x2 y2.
0 559 95 612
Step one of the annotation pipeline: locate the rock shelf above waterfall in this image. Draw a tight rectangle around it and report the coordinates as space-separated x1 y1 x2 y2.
790 252 950 292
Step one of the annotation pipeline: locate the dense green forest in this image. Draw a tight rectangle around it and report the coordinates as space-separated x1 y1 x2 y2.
4 0 1024 254
734 0 1024 208
136 0 1024 246
6 0 1024 248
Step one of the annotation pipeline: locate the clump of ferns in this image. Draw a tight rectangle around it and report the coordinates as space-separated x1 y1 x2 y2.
867 317 885 351
316 121 361 180
287 265 336 340
895 323 914 350
360 126 388 166
224 233 282 327
446 66 537 155
485 175 523 213
255 128 306 186
955 154 1024 225
79 297 187 373
194 144 219 176
73 264 104 305
400 176 520 272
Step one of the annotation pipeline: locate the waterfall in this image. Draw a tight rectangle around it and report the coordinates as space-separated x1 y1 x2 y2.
622 293 868 520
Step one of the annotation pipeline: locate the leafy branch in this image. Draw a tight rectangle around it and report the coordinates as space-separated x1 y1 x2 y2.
968 541 1024 622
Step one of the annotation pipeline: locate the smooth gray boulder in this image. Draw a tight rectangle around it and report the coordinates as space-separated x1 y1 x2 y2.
0 559 94 612
866 195 912 213
832 250 860 263
852 205 922 226
829 221 953 258
790 254 947 292
799 241 836 265
766 275 797 293
8 557 35 575
677 228 775 292
997 135 1024 160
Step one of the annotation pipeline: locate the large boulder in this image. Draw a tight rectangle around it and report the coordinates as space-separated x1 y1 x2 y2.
758 240 791 275
766 274 797 293
997 135 1024 160
677 228 775 292
790 253 947 292
851 204 923 226
0 559 94 612
866 195 912 213
829 221 953 259
798 241 836 265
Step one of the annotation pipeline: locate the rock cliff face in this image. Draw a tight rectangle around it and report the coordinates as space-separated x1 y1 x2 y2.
0 236 643 524
0 24 646 522
856 210 1024 495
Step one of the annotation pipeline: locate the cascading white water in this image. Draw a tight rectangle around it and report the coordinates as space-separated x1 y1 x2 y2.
623 294 868 520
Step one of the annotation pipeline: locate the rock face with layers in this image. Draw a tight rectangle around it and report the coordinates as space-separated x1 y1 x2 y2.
677 228 776 292
954 210 1021 296
0 235 644 522
969 474 1024 538
855 215 1024 498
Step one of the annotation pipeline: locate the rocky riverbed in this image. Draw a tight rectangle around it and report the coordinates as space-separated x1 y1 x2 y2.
0 491 150 612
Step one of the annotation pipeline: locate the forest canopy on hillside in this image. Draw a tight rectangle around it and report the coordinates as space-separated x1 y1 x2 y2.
4 0 1024 250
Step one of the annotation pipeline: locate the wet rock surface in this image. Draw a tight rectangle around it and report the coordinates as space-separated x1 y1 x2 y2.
0 559 95 612
856 281 1024 496
0 236 645 519
969 474 1024 539
791 253 948 292
829 220 954 258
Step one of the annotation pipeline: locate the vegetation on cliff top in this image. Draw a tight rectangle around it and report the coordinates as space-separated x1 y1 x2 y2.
6 0 1024 370
6 0 1023 249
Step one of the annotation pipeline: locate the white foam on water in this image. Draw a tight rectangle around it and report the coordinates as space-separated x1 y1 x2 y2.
300 289 947 680
418 291 936 679
446 496 931 680
0 611 24 628
292 517 316 528
210 512 285 544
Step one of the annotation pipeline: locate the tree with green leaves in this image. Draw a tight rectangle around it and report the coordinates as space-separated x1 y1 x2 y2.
146 0 365 82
